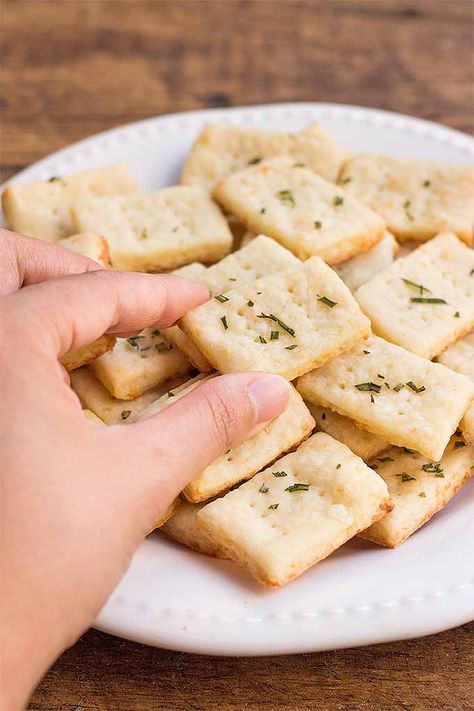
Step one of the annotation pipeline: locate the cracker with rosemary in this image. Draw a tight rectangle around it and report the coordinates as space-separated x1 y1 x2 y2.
163 236 301 370
181 122 345 190
71 186 232 271
438 332 474 445
139 377 315 503
180 256 371 380
296 336 474 461
161 499 228 558
197 432 392 587
307 403 388 461
361 438 474 547
354 233 474 359
90 328 191 400
150 499 181 532
213 157 386 264
2 164 137 242
70 367 188 425
333 231 398 292
57 232 112 267
60 335 117 373
339 154 474 244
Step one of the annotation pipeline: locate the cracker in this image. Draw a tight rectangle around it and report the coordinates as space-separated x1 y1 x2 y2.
438 332 474 445
2 164 137 242
83 409 103 424
181 122 345 190
70 367 187 424
150 499 181 532
71 186 232 271
296 335 474 462
361 438 474 547
90 328 191 400
161 499 228 558
339 154 474 244
213 157 386 264
57 232 111 267
333 231 398 292
197 432 391 587
163 236 300 370
354 233 474 358
306 403 388 460
140 378 315 502
60 334 116 372
181 256 371 380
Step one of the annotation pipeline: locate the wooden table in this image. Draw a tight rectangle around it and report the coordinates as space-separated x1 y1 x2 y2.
2 1 473 708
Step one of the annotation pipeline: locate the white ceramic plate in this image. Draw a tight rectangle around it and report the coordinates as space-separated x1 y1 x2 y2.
3 103 474 655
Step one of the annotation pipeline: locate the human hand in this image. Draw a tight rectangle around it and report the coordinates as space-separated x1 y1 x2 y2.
0 229 289 707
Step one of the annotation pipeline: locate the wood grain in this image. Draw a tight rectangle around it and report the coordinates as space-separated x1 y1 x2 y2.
2 0 472 708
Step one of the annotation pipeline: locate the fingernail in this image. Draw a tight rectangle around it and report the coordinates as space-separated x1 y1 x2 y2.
247 374 290 425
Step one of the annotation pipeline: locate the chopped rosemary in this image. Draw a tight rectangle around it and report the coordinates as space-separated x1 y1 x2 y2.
470 268 474 276
317 294 337 308
285 344 298 350
293 161 306 167
403 199 414 221
285 483 309 492
220 315 228 330
257 312 296 337
363 350 371 355
247 300 254 307
155 342 173 352
410 297 447 304
276 189 295 207
419 491 427 497
354 382 382 393
321 412 326 420
393 383 404 392
248 156 262 165
396 472 416 483
401 278 432 295
341 176 352 184
151 329 160 336
406 381 426 393
120 410 131 420
272 471 287 477
260 207 266 214
229 278 237 281
377 374 385 379
259 335 267 344
268 503 279 510
370 394 375 404
422 179 431 187
314 220 322 229
421 463 443 475
48 176 60 182
402 447 416 454
454 311 460 318
336 463 341 469
259 483 269 494
214 294 229 303
168 391 175 397
333 195 344 206
270 330 280 340
140 228 148 240
127 336 145 349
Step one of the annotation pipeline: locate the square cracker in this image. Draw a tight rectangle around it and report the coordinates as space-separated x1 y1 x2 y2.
161 499 228 558
71 186 232 272
213 157 386 264
139 376 315 502
57 232 111 267
333 231 398 292
90 328 191 400
438 332 474 445
197 432 392 587
70 367 188 425
296 335 474 462
339 154 474 244
306 402 388 461
181 122 345 190
2 164 137 242
354 233 474 359
361 438 474 547
163 235 300 370
181 256 371 380
58 232 115 371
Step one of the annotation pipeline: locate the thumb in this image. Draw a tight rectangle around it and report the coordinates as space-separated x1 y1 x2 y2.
125 372 290 505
